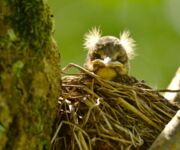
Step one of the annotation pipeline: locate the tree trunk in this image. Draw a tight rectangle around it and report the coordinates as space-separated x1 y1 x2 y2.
164 67 180 107
0 0 60 149
149 110 180 150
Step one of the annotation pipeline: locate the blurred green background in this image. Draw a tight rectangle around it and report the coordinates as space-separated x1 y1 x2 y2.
49 0 180 88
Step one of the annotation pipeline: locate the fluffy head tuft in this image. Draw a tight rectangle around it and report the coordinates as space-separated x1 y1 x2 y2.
84 27 101 50
120 31 136 59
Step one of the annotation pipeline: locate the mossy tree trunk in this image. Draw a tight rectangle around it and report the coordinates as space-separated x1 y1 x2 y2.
0 0 61 149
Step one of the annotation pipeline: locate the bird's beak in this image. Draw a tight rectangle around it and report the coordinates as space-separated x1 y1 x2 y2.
102 57 123 67
103 57 112 65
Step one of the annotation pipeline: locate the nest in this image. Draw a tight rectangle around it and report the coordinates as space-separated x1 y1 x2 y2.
51 63 178 150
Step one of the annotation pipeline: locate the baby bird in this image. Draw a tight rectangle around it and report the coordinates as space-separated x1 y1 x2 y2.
84 28 135 81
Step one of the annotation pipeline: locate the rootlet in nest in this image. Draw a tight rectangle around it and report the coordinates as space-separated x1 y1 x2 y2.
51 28 178 150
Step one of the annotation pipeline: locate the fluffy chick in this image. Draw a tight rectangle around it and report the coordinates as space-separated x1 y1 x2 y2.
84 28 135 81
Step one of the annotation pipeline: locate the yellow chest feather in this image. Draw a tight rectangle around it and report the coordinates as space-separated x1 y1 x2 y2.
96 67 117 80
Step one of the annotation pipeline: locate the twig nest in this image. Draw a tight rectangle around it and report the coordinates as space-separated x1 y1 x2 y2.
52 64 178 150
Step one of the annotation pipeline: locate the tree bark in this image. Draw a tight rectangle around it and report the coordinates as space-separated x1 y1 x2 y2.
0 0 60 149
164 67 180 107
149 110 180 150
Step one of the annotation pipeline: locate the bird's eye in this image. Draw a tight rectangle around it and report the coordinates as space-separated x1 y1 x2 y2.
116 55 127 63
94 53 101 59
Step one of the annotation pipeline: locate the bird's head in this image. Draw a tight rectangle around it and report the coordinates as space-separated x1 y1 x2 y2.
84 28 135 80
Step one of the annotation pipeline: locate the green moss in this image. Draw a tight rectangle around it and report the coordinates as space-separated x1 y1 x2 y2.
7 0 53 49
7 29 17 41
12 60 24 78
0 124 5 137
0 0 60 149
